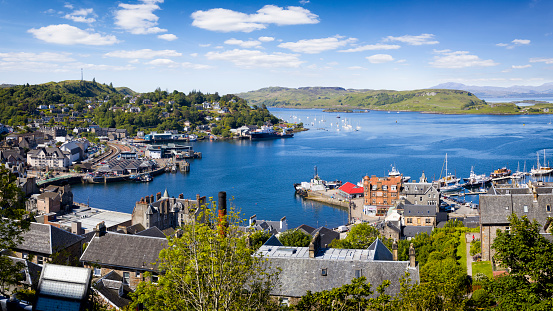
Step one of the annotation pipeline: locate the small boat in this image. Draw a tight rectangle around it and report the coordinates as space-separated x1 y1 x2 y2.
437 154 462 192
490 167 512 179
388 165 411 182
511 162 527 179
135 173 153 182
530 149 553 176
463 166 492 188
188 134 197 142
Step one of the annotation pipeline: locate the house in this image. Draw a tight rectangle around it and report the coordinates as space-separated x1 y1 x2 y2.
257 235 419 305
246 214 288 235
93 271 133 310
34 263 92 311
36 191 61 214
363 175 403 216
479 182 553 261
10 222 84 266
26 147 71 169
296 224 340 247
131 190 206 231
338 182 364 199
17 177 39 197
2 256 42 295
60 141 85 163
401 173 440 207
43 184 74 210
80 225 168 290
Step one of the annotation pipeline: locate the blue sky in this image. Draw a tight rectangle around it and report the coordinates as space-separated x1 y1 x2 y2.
0 0 552 94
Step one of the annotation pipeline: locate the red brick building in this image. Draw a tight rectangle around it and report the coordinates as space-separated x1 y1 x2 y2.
363 175 403 216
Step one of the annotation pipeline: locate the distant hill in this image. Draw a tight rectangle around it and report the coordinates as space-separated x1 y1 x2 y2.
238 86 487 113
0 84 17 88
431 82 553 98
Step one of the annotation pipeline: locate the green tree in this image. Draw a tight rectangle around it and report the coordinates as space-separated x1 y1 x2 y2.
0 168 30 296
329 223 380 249
485 214 553 309
279 229 311 247
129 201 280 310
249 230 272 250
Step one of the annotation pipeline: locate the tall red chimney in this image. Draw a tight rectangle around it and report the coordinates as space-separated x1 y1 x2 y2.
218 191 227 235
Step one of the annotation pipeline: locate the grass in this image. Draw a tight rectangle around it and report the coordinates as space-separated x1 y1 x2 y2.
457 233 467 271
472 261 493 279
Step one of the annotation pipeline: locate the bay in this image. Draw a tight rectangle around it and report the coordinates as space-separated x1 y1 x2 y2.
71 109 553 229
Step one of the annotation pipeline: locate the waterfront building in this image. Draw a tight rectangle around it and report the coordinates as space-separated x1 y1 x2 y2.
363 175 402 216
26 146 71 170
257 234 419 306
479 182 553 261
400 176 440 207
338 182 364 200
246 214 288 235
401 203 444 239
131 190 206 231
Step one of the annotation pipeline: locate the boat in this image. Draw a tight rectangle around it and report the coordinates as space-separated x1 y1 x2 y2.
250 126 293 140
437 154 462 192
188 134 197 142
462 166 492 188
134 173 153 182
490 167 512 179
294 166 342 195
530 149 553 176
388 165 411 182
511 162 527 179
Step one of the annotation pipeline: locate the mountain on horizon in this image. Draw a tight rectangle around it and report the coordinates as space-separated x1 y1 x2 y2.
431 82 553 98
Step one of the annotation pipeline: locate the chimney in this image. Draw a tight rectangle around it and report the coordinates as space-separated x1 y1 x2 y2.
249 214 257 226
156 192 162 201
218 191 227 235
71 222 82 235
392 240 398 261
280 216 288 231
409 243 416 268
140 197 144 203
95 221 107 237
309 232 321 258
179 193 183 199
150 195 154 203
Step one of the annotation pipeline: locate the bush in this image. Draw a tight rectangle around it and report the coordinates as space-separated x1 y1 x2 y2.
470 239 481 256
469 289 494 308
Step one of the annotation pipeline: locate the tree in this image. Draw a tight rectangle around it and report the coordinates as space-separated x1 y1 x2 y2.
129 200 279 310
485 214 553 309
329 223 381 249
279 229 311 247
249 230 272 250
0 168 30 296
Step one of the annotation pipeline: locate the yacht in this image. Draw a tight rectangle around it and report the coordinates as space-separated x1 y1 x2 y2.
530 149 553 176
437 154 462 192
463 166 492 188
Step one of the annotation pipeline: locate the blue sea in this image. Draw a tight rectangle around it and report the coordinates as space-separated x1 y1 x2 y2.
72 109 553 228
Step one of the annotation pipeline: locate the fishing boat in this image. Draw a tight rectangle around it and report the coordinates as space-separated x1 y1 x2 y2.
388 165 411 182
530 149 553 176
294 166 342 194
490 167 512 179
437 154 462 192
462 166 492 188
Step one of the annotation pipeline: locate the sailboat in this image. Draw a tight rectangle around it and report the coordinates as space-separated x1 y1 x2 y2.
511 162 528 179
530 149 553 176
437 154 462 192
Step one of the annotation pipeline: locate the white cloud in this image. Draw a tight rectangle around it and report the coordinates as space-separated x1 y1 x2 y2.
530 57 553 64
28 24 118 45
278 36 356 54
158 34 178 41
64 8 96 24
104 49 181 59
430 50 498 68
348 66 366 70
199 43 211 47
258 36 275 42
496 43 509 47
385 33 438 45
0 53 135 72
300 0 310 4
0 52 75 63
115 0 167 35
64 3 74 10
147 58 211 69
205 49 304 68
366 54 394 63
190 53 198 57
339 43 400 53
191 5 319 33
224 38 261 48
512 39 530 45
512 64 531 69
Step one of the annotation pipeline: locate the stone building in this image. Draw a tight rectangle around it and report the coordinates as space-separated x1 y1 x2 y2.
131 189 206 231
363 175 403 216
26 146 71 169
479 182 553 261
400 176 440 207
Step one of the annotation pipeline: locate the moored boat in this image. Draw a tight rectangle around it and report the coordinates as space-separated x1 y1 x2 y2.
463 166 492 188
530 149 553 176
490 167 511 178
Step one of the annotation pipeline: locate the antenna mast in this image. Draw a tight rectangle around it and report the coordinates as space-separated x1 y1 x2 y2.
81 68 83 81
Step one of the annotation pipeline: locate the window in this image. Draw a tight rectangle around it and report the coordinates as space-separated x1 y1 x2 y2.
391 185 397 191
417 218 421 224
123 272 130 284
22 253 28 259
372 185 377 191
382 185 388 190
280 298 290 307
407 218 413 224
355 269 362 278
372 199 376 204
136 271 141 278
94 268 101 277
547 205 551 212
321 268 328 276
524 205 528 213
37 256 44 265
420 197 423 201
426 218 431 224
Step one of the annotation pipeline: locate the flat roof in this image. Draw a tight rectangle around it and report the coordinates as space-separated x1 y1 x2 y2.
49 206 131 232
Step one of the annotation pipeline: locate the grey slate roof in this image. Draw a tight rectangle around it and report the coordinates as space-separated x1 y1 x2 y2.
257 245 419 298
80 232 168 271
402 226 433 238
311 227 340 248
403 204 437 217
16 223 83 255
297 224 316 235
94 271 132 309
368 238 393 261
135 226 166 238
263 235 283 246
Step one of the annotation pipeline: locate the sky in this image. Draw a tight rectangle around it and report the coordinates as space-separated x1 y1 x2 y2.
0 0 552 94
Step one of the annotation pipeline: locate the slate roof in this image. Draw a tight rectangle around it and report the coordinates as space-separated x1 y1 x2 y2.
9 256 42 288
263 235 283 246
403 204 437 217
311 227 340 248
368 238 393 261
16 223 84 255
135 226 166 238
257 245 419 297
402 226 433 239
94 272 132 309
402 182 437 195
80 232 168 271
297 224 316 235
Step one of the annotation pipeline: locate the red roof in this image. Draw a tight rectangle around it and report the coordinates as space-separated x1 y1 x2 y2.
338 182 364 195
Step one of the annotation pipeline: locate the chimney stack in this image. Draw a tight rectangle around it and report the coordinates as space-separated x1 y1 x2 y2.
179 193 183 199
95 221 107 237
309 232 321 258
72 222 82 235
150 195 154 203
156 192 162 201
218 191 227 235
249 214 257 226
392 240 398 261
409 243 416 268
280 216 288 231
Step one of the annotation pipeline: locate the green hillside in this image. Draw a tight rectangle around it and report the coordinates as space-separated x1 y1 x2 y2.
238 87 537 114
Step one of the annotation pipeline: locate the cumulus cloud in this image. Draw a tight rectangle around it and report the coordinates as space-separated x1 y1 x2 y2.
430 50 498 68
530 57 553 64
205 49 304 68
115 0 167 35
158 34 178 41
191 5 319 33
104 49 181 59
224 38 262 48
64 8 96 24
28 24 118 45
278 36 356 54
339 43 400 53
258 36 275 42
0 52 134 72
385 33 438 45
512 64 531 69
497 39 531 49
0 52 75 63
366 54 394 63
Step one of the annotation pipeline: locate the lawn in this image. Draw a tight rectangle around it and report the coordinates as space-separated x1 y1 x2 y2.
472 261 493 279
457 233 467 271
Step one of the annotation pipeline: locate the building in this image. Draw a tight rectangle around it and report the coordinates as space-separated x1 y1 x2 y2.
338 182 364 199
363 175 403 216
400 174 440 207
80 225 168 290
36 191 61 214
40 126 67 139
257 234 419 305
60 140 85 163
43 184 74 210
296 224 340 248
246 214 288 235
131 190 206 231
479 182 553 261
26 147 71 169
